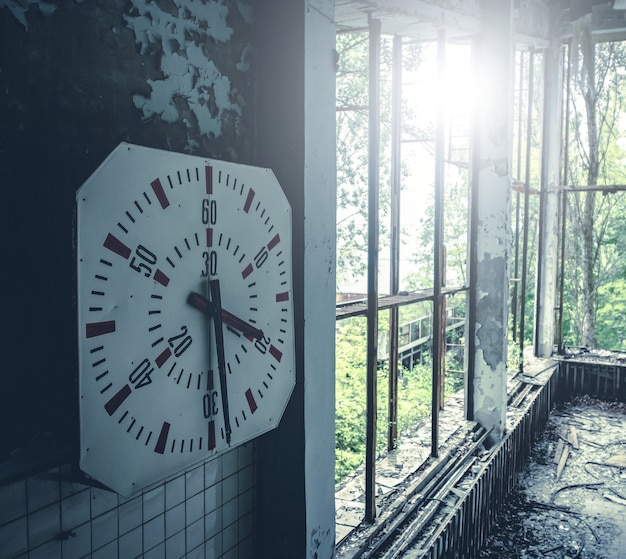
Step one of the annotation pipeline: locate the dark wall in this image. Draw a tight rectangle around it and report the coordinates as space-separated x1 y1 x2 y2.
255 1 307 556
0 1 255 471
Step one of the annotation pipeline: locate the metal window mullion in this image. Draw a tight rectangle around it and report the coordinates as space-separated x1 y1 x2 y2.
512 50 525 342
365 15 381 524
466 37 478 421
557 42 572 354
432 29 446 458
388 34 402 452
519 47 535 373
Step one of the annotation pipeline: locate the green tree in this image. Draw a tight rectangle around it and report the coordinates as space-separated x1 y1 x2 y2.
565 32 626 348
335 33 424 290
335 313 463 483
405 173 469 292
510 49 544 348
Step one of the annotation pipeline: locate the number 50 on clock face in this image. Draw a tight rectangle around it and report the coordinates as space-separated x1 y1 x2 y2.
76 143 295 496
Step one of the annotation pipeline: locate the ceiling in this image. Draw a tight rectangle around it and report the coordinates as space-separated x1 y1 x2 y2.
334 0 626 44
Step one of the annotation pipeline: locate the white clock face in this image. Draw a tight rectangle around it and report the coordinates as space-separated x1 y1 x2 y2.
77 143 295 496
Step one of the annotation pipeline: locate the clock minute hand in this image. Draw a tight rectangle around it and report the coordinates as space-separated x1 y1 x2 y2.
221 308 265 341
208 280 232 445
187 292 264 340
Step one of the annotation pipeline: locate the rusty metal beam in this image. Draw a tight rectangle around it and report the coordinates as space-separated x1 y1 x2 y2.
365 15 381 524
557 42 572 355
511 50 525 344
336 286 468 320
535 32 565 358
519 47 534 371
432 28 446 458
388 34 402 452
550 183 626 192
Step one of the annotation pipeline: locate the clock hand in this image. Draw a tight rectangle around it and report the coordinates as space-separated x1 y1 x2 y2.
221 308 264 341
187 292 264 340
208 279 232 445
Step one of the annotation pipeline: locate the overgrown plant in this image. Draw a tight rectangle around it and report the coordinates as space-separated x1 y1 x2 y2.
565 33 626 348
335 315 464 483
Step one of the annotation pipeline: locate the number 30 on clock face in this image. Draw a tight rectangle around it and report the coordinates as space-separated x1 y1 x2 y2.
76 143 295 496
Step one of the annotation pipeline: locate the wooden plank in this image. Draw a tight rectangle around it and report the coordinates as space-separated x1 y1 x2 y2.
604 453 626 468
554 439 565 464
568 425 579 449
556 445 570 480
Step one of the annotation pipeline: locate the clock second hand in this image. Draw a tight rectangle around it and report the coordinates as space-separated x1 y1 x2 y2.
187 292 264 340
208 280 232 445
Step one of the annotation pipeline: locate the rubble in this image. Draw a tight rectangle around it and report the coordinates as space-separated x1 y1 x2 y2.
478 396 626 558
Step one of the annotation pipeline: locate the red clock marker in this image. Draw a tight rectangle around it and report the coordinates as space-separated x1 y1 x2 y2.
155 348 172 368
153 269 170 286
269 345 282 363
245 389 258 414
104 384 132 416
86 320 116 338
206 165 213 195
243 188 255 213
154 421 171 454
208 420 216 450
103 234 131 259
268 234 280 250
151 178 170 209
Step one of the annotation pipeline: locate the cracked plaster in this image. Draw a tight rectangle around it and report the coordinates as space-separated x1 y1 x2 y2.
125 0 245 144
1 0 253 154
475 254 508 370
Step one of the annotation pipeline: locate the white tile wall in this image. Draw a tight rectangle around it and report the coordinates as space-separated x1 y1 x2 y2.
165 530 185 559
118 525 142 558
0 481 27 525
143 513 165 550
91 508 118 550
28 538 62 559
165 502 185 538
0 443 255 558
30 504 61 549
61 490 90 533
118 495 142 535
62 521 90 557
91 540 116 559
186 518 204 552
0 516 28 557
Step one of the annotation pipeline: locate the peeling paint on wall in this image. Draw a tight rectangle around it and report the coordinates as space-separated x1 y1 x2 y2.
1 0 254 155
310 526 334 559
475 254 508 370
125 0 242 144
1 0 257 483
0 0 57 29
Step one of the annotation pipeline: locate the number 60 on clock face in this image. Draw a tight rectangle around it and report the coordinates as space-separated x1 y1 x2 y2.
76 143 295 496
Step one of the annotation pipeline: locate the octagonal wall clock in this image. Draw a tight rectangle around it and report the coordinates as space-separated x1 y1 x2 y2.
76 143 295 496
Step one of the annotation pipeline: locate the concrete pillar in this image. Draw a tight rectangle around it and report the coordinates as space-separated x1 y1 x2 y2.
302 3 337 555
535 32 564 357
255 1 336 557
466 0 514 442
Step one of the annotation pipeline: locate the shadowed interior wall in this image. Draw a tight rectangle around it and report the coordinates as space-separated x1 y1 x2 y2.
0 2 267 557
255 1 337 557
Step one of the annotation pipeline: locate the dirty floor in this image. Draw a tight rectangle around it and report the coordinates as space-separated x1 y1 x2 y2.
477 396 626 558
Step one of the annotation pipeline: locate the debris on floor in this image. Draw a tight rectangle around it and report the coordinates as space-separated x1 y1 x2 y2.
477 395 626 558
